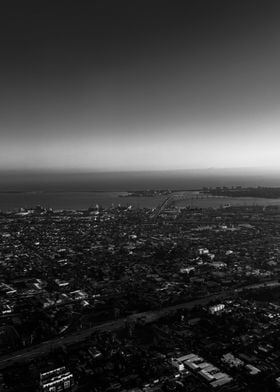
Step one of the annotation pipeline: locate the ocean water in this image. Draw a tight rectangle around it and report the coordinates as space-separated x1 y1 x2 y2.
1 170 280 211
1 169 280 192
1 191 280 212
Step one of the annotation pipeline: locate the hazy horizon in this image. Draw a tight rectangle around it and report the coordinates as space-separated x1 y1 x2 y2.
2 166 280 175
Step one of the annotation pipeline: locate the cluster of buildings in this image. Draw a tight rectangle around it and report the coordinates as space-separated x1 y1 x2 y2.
3 295 280 391
40 367 74 392
172 353 232 388
0 200 280 390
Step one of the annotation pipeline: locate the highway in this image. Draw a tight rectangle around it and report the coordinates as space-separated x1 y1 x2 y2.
0 292 227 369
0 280 277 369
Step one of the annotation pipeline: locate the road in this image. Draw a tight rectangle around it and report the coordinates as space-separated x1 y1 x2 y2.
0 280 277 368
0 292 227 368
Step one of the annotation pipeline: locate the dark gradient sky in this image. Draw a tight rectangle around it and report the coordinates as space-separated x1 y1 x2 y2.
1 0 280 171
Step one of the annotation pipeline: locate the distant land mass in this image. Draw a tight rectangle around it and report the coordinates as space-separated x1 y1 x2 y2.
1 167 280 192
204 186 280 199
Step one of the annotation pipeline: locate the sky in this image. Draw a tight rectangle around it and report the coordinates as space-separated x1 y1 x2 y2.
1 0 280 172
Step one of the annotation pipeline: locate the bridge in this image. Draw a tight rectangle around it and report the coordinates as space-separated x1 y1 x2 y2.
150 192 216 218
150 193 184 218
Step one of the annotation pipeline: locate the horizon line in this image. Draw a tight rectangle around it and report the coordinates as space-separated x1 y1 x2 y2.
0 166 280 174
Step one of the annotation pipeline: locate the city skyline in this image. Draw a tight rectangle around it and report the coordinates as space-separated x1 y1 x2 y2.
1 0 280 172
